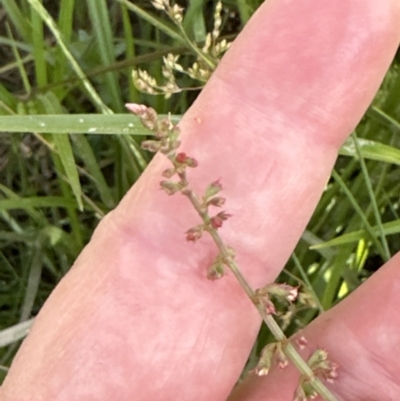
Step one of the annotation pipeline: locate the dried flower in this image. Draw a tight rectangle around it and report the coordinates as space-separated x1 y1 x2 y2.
204 179 223 200
126 103 158 131
125 103 147 116
160 180 183 195
254 342 288 376
158 116 174 134
212 1 223 40
169 3 184 23
174 152 198 169
308 349 338 383
185 157 198 168
186 225 204 242
262 298 277 315
162 168 176 178
206 196 226 207
258 283 299 304
151 0 168 11
132 1 231 99
210 211 232 229
295 350 338 401
255 343 276 376
294 381 318 401
207 261 225 280
141 140 162 153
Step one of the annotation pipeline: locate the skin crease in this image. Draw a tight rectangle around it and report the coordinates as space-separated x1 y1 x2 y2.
1 0 400 400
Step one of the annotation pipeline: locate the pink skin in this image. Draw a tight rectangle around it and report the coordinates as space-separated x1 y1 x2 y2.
1 0 400 400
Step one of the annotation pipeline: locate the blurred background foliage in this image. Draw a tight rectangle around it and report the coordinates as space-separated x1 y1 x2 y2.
0 0 399 383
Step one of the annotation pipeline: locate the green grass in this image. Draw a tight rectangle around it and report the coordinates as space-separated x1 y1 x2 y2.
0 0 400 385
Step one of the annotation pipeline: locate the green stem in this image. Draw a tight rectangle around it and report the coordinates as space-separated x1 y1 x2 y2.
351 132 391 261
332 169 387 260
177 170 338 401
176 24 217 70
26 0 111 114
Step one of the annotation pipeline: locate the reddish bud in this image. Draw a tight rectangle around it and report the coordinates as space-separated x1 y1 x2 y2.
186 225 203 242
174 152 198 168
210 217 223 229
210 211 232 229
175 152 188 163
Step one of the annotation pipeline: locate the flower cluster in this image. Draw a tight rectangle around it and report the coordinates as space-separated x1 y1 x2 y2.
132 1 231 99
254 341 289 376
127 103 339 401
126 103 180 156
254 282 299 315
127 103 233 248
295 350 339 401
151 0 184 23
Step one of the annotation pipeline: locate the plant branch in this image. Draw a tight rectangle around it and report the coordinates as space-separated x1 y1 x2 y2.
176 169 338 401
128 103 339 401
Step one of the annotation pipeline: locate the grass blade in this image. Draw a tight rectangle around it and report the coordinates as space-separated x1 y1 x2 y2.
71 134 115 208
351 132 391 260
0 114 180 134
87 0 124 111
339 137 400 166
310 219 400 249
52 134 83 210
331 169 387 260
115 0 183 43
0 319 34 348
0 196 76 211
25 0 112 114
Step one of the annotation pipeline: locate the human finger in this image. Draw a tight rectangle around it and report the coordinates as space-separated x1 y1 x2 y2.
1 0 399 400
229 251 400 401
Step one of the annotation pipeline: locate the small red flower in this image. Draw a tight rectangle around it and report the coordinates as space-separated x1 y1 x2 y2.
210 211 232 229
210 217 223 229
185 225 203 242
175 152 188 163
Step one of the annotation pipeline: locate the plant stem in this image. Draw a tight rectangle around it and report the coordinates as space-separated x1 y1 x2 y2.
176 24 217 70
177 169 339 401
351 131 391 261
